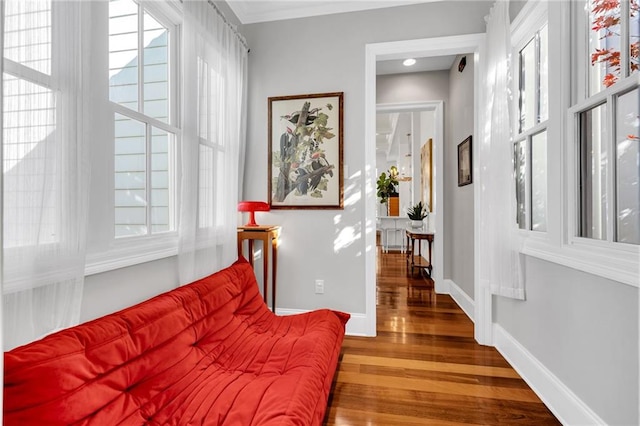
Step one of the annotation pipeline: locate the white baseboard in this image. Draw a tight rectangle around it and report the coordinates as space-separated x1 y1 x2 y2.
493 324 606 426
444 279 475 323
434 277 448 293
275 308 369 337
342 312 369 336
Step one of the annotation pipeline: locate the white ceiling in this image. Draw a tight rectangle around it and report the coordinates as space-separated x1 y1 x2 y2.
227 0 438 25
377 55 457 75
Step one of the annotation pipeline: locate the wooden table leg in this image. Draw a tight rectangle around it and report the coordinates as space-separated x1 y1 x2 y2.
405 232 410 267
271 235 277 313
428 238 433 277
237 227 280 313
411 237 416 276
262 236 269 305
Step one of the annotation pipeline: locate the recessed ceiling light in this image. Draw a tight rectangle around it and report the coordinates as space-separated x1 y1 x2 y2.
403 58 416 67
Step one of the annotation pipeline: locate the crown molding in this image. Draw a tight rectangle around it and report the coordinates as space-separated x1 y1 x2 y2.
227 0 437 25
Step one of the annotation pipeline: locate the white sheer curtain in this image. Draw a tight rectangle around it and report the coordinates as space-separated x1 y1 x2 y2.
179 0 248 284
1 0 6 368
2 0 90 349
478 0 524 300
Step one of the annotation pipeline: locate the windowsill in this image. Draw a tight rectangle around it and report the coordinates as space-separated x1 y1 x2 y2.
85 234 179 276
521 237 639 288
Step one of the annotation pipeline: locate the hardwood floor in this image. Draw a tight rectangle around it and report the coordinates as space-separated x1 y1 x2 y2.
324 249 560 425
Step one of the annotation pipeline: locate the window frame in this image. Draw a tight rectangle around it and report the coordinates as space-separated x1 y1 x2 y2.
195 57 228 234
84 0 183 275
549 0 639 287
109 0 181 240
509 0 639 287
511 0 549 235
566 0 639 253
567 73 639 251
2 0 58 251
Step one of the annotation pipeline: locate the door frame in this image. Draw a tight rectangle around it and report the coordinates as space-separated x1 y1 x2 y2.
363 34 489 343
376 101 444 288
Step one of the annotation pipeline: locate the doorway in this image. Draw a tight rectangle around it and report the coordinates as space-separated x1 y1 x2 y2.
363 34 485 339
376 102 443 283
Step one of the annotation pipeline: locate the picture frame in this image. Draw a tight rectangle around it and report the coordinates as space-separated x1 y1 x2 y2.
457 135 472 187
420 138 433 211
268 92 344 209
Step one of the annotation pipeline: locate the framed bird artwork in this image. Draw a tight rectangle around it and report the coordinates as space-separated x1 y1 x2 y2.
268 92 344 209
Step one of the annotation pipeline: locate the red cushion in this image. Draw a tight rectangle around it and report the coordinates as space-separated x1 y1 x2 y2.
4 258 349 425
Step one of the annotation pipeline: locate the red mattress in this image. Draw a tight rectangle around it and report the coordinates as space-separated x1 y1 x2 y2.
4 258 349 425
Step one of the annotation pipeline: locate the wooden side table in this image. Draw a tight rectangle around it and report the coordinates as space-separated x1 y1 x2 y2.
237 225 280 312
405 228 434 277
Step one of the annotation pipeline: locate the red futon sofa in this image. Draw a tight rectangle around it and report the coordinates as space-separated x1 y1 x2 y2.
4 257 349 425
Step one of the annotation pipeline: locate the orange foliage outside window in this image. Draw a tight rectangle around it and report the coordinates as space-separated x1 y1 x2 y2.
590 0 639 86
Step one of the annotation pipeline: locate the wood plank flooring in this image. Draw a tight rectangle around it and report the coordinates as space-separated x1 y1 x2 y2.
324 249 560 425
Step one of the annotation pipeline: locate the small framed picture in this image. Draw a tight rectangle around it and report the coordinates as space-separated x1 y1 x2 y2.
457 136 472 187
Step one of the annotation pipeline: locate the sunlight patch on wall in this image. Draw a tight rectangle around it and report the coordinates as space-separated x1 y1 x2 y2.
344 191 361 207
334 226 360 253
343 169 362 207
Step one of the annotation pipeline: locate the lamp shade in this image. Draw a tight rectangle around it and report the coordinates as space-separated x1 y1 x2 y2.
238 201 270 226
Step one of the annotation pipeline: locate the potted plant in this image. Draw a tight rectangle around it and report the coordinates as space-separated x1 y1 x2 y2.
407 201 428 228
376 166 399 215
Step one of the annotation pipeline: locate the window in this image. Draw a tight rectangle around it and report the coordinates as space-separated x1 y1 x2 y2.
572 0 639 246
196 57 226 230
508 0 637 286
108 0 178 238
587 0 639 94
513 23 549 232
3 0 57 248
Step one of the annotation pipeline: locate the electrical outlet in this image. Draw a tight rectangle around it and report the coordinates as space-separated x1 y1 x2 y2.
315 279 324 294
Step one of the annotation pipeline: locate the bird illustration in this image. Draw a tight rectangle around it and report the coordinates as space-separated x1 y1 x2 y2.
309 174 322 191
279 133 291 162
285 113 317 126
283 102 321 126
290 168 309 195
310 152 333 178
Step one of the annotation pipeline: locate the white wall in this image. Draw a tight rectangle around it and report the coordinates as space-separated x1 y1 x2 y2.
447 54 475 298
494 257 639 425
242 2 492 317
377 71 449 105
81 257 178 322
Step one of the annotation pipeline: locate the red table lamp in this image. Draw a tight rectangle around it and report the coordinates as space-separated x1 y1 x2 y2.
238 201 270 226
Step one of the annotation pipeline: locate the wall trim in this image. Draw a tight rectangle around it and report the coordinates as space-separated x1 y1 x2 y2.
228 1 425 25
493 324 606 426
522 239 639 288
276 308 369 337
444 279 475 323
85 245 178 276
